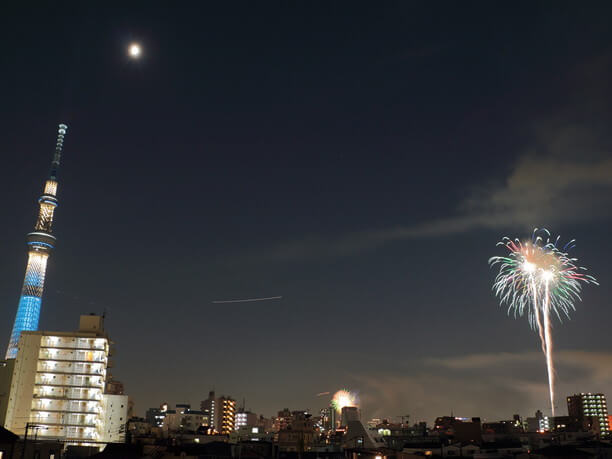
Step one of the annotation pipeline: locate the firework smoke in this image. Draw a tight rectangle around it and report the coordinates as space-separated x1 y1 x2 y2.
489 228 597 416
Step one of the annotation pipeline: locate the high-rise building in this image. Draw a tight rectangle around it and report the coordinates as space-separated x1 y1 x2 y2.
567 393 610 436
0 315 124 447
201 391 216 429
200 391 236 434
5 124 69 359
218 396 236 434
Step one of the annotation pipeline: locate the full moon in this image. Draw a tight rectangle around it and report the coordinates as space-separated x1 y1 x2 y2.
128 43 141 58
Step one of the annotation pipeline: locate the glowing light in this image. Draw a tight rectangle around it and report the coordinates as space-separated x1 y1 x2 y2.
489 228 598 415
128 43 142 58
44 180 58 196
522 261 536 273
5 124 67 359
331 389 358 412
542 270 555 282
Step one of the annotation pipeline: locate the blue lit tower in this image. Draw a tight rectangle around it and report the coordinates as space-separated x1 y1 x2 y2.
5 124 68 359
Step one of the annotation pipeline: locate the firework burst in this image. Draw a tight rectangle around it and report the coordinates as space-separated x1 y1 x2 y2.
331 389 358 413
489 228 598 415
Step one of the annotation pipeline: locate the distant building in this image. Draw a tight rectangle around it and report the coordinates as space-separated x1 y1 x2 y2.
235 410 258 430
526 410 549 432
433 416 482 443
277 411 315 452
567 393 610 436
105 378 125 395
127 417 152 438
367 418 382 429
274 408 294 432
230 425 275 443
199 391 235 434
341 406 360 426
146 403 169 427
182 409 209 432
161 410 181 432
155 405 209 434
218 396 236 434
483 415 523 435
258 415 273 433
200 391 216 429
176 403 190 414
320 407 335 431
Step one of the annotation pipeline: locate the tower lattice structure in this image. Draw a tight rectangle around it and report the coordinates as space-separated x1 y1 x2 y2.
5 124 68 359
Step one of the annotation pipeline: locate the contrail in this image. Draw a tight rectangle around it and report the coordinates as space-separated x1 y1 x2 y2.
212 296 282 304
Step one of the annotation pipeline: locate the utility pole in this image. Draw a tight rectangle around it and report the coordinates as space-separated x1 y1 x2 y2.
21 423 30 459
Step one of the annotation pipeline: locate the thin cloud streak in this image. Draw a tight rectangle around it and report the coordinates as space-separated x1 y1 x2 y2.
251 153 612 262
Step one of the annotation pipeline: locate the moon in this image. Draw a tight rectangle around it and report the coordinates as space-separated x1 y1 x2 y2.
128 43 142 58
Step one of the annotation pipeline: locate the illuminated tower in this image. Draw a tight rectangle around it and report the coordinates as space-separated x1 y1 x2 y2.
5 124 68 359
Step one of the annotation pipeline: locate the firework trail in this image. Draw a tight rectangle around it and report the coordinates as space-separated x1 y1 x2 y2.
489 228 597 416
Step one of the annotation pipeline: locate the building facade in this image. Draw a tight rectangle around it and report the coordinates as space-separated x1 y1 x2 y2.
102 394 129 443
200 391 216 429
567 393 609 436
235 410 258 430
1 315 117 447
218 396 236 434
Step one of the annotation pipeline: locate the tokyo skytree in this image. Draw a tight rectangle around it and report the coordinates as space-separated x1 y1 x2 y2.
5 124 68 359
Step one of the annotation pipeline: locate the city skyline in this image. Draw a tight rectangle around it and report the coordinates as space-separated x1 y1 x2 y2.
1 2 612 424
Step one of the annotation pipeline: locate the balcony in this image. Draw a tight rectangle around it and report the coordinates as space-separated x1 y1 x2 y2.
35 383 103 389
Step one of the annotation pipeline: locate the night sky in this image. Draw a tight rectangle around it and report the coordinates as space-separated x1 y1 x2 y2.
2 2 612 424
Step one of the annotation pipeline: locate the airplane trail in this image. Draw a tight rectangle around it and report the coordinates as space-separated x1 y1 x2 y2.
212 296 282 304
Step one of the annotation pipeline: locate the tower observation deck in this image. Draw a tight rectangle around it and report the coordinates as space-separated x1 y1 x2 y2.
5 124 68 359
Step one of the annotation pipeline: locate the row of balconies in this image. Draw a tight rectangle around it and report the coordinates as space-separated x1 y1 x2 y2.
35 424 101 441
30 412 101 427
41 336 107 351
34 386 103 401
32 399 101 413
36 373 105 388
39 348 107 363
37 361 107 375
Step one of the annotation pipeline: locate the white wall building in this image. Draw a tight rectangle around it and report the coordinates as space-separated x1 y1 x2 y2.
1 315 121 448
102 394 129 443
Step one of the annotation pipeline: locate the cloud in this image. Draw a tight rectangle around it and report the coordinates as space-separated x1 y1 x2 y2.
232 54 612 263
251 148 612 262
351 350 612 424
